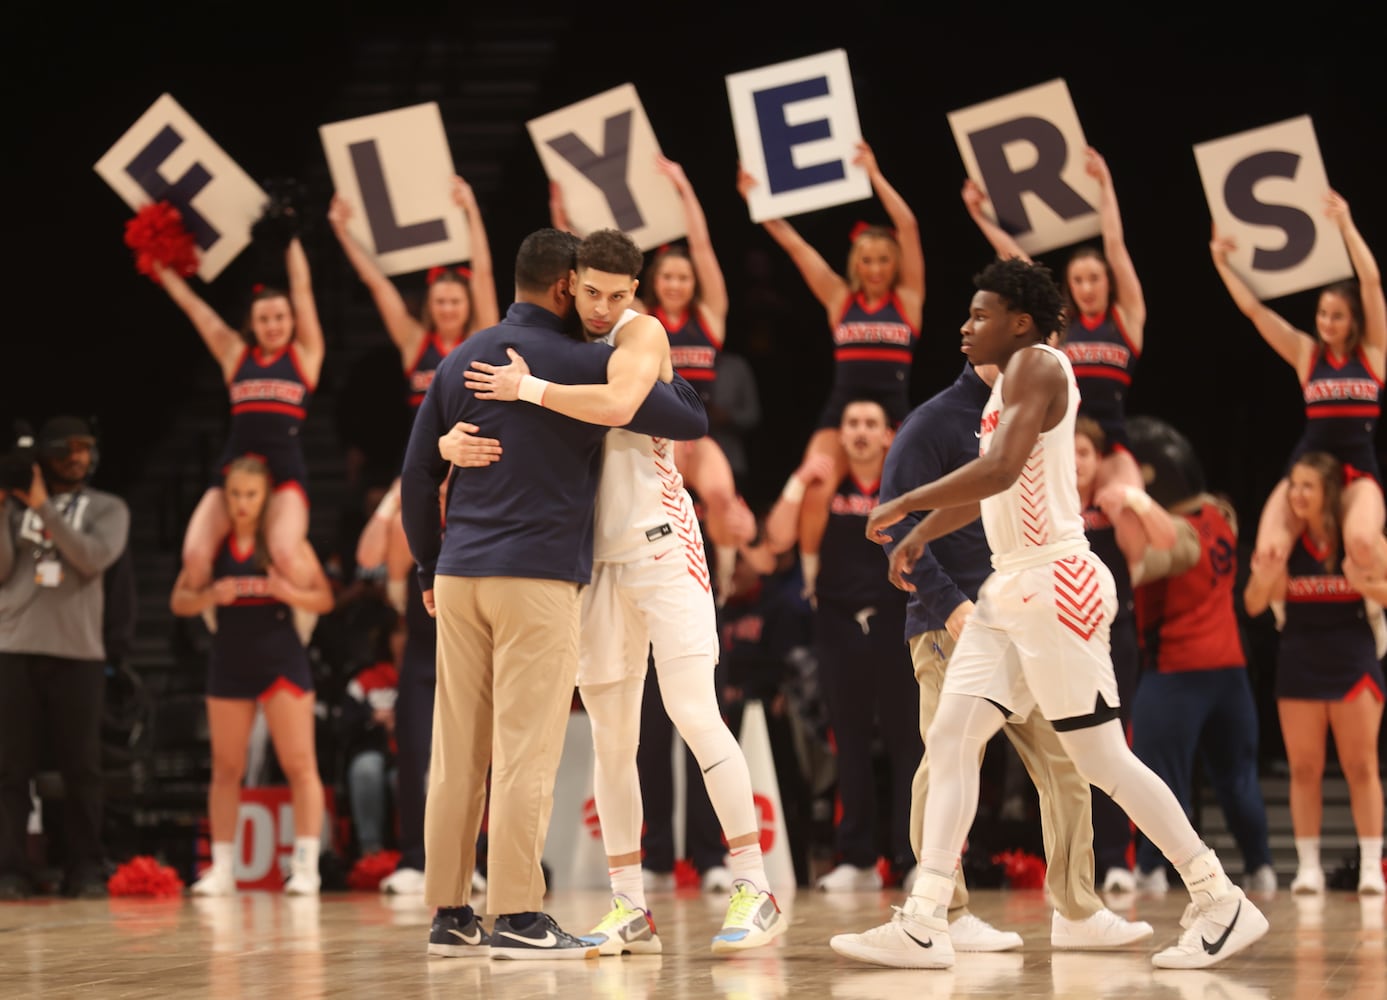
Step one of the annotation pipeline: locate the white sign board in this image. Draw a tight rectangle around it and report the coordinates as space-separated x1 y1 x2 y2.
726 49 871 223
1194 115 1351 300
320 102 472 276
527 84 684 251
94 93 267 282
948 78 1101 257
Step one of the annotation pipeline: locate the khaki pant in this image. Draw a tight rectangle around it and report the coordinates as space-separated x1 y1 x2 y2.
423 575 582 914
909 630 1102 921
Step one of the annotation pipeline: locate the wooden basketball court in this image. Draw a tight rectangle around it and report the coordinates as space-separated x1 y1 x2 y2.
1 886 1381 998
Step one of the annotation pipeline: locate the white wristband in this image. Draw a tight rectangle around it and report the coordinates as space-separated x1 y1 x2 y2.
781 474 807 504
1123 486 1153 515
518 374 551 406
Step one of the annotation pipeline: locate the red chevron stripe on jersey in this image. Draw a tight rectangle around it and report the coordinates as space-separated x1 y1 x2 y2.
651 437 708 591
1018 444 1050 547
1054 556 1105 640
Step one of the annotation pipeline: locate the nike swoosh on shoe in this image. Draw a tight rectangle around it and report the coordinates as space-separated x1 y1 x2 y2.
448 928 482 945
904 930 935 949
1201 901 1239 954
500 930 558 947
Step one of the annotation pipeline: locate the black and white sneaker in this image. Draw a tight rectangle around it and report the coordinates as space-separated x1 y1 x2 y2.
428 908 491 957
489 912 599 961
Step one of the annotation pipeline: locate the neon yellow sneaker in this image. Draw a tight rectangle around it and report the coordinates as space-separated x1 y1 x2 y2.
580 895 662 955
711 881 788 954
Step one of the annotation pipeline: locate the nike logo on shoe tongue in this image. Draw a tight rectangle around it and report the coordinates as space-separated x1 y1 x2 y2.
1201 900 1240 954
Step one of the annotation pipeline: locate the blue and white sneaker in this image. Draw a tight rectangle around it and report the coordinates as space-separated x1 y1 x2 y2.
710 882 789 954
428 907 491 957
490 912 598 960
581 895 662 955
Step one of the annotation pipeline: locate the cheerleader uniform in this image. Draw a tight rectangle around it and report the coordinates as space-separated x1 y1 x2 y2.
814 472 919 872
818 292 918 428
1288 345 1383 485
1277 534 1386 701
405 334 454 410
205 536 313 700
658 305 720 408
218 344 314 498
1063 308 1138 453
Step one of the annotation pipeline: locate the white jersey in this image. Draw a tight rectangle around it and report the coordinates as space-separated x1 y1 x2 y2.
593 310 705 565
978 343 1087 573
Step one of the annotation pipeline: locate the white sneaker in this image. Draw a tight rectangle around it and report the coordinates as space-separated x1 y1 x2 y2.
1290 867 1324 894
380 867 425 895
1102 867 1137 893
949 912 1022 952
829 899 954 969
1359 862 1386 895
189 866 236 897
702 866 733 893
1052 907 1154 949
1151 887 1269 969
1134 866 1169 893
816 863 882 892
1243 864 1277 894
284 869 320 896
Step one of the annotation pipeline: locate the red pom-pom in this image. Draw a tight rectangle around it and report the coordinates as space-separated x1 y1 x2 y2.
992 849 1046 890
673 858 700 890
107 855 185 897
124 201 199 282
348 849 401 891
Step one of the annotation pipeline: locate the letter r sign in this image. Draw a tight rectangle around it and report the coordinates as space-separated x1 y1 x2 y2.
948 78 1101 257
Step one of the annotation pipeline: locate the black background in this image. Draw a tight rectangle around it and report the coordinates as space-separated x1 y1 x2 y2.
6 5 1386 529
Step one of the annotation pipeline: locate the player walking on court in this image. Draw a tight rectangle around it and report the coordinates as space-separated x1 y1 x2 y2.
832 258 1268 971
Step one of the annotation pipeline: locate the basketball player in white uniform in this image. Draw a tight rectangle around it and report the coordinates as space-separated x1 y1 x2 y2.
830 258 1268 971
441 229 786 956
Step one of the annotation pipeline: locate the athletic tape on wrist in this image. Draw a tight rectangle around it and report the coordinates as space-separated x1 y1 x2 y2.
518 375 550 406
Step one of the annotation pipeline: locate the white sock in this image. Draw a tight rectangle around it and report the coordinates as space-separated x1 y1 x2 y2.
611 863 646 911
1295 837 1322 873
1361 837 1383 874
728 843 769 893
293 836 320 876
210 841 235 876
1176 845 1234 906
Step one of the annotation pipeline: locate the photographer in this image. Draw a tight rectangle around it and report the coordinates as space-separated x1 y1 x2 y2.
0 416 130 899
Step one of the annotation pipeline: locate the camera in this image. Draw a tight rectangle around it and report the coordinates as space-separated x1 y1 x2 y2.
0 422 37 492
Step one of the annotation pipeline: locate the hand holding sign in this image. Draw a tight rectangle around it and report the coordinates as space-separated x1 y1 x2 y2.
95 94 267 282
948 79 1100 257
725 49 870 223
1194 115 1351 301
528 84 685 249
